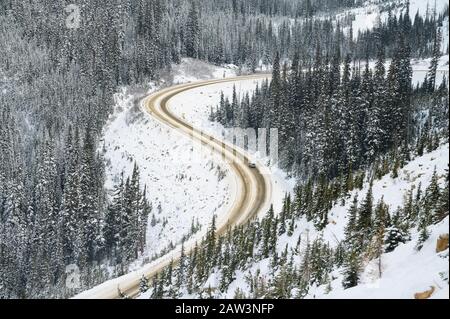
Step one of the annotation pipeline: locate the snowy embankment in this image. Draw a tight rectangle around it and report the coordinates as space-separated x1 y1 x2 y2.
102 55 448 298
101 59 239 264
190 144 449 299
308 144 449 299
319 216 449 299
166 58 448 299
168 79 296 214
168 58 239 84
335 0 449 36
167 55 449 215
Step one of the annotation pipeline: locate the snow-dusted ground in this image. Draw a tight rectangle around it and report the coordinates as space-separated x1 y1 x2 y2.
166 58 239 84
189 144 449 299
310 144 449 299
315 217 449 299
167 55 449 215
101 60 240 263
411 55 449 87
336 0 449 36
102 49 448 297
168 79 296 214
323 144 449 247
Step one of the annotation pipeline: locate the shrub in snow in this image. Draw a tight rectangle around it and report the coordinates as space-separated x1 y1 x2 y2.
384 226 406 253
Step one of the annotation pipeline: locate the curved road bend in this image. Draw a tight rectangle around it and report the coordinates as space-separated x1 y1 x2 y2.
73 74 272 299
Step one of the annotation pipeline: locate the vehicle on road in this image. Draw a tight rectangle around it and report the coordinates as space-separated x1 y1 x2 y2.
248 162 257 168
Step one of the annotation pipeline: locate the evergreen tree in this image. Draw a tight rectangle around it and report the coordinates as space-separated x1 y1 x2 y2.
357 184 373 239
416 215 430 251
427 28 442 93
435 169 449 223
140 275 149 293
342 250 360 289
426 168 441 224
185 0 200 58
385 226 406 253
344 195 359 244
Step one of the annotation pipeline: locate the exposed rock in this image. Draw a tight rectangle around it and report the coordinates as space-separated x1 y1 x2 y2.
414 286 435 299
436 234 449 253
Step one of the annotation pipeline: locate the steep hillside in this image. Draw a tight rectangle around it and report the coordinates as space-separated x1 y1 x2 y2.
139 143 448 299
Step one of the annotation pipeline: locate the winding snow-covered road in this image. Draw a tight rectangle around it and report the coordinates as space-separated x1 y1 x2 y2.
74 75 272 299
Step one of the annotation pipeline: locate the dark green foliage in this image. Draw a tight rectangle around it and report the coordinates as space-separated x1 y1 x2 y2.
140 275 150 293
384 227 406 253
344 195 359 244
342 250 360 289
141 158 448 299
357 184 374 240
1 0 448 300
211 33 447 184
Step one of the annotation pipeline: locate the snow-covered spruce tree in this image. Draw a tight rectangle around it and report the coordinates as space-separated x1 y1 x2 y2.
140 275 149 293
427 28 442 93
185 0 200 59
384 226 406 253
342 250 360 289
1 0 448 299
177 243 186 288
416 214 431 252
356 184 374 248
105 173 125 261
435 169 449 223
344 195 359 245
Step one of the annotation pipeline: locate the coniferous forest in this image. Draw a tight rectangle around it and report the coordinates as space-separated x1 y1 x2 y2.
0 0 449 299
143 167 449 298
211 26 448 180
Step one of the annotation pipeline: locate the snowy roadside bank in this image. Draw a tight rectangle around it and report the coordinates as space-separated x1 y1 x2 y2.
100 60 240 265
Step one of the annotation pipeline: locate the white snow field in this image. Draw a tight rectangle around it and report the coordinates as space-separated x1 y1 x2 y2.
161 60 449 299
102 48 448 297
314 216 449 299
336 0 449 36
103 58 295 267
101 60 240 264
307 144 449 299
168 78 297 214
167 144 448 299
